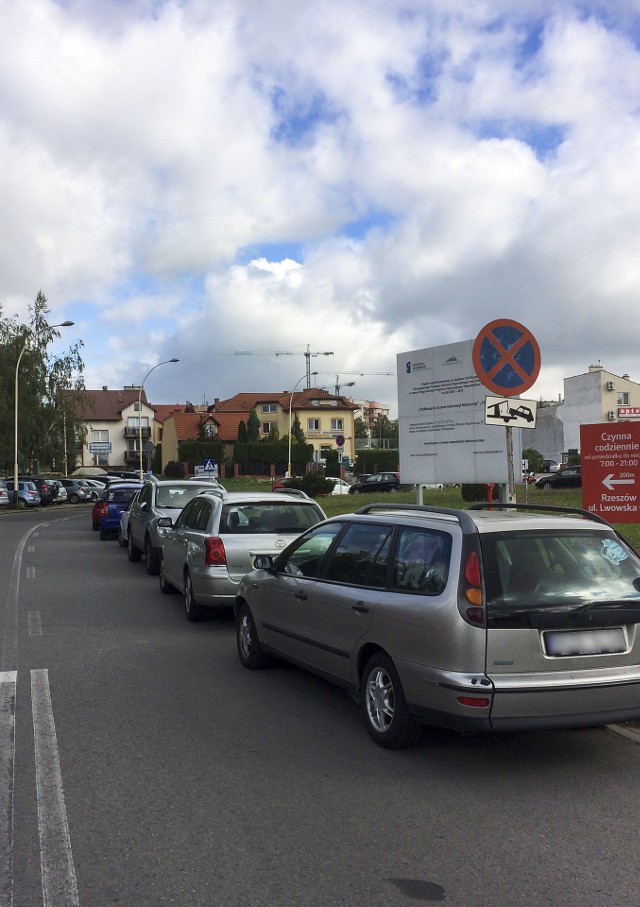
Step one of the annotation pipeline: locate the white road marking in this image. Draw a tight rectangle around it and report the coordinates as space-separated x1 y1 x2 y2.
31 670 79 907
0 672 16 907
26 568 35 580
28 612 43 638
28 546 35 553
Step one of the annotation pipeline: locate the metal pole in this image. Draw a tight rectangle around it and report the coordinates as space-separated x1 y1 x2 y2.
506 425 516 504
138 359 179 480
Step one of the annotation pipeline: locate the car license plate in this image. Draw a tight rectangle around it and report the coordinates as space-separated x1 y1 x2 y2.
544 628 626 657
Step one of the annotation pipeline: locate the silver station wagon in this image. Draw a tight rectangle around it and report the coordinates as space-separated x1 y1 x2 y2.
235 503 640 748
158 491 326 620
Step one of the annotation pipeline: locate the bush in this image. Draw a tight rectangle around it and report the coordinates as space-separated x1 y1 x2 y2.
164 460 184 478
461 483 492 502
285 473 336 498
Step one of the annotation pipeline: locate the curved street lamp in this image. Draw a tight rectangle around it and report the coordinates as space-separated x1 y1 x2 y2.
287 371 318 478
14 320 75 504
138 358 179 480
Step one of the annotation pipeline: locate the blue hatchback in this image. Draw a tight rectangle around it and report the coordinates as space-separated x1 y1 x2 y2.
98 483 142 540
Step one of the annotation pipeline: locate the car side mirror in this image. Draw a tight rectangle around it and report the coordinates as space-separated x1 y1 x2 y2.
157 516 173 528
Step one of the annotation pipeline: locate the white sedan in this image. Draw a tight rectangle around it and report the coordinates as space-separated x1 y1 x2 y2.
330 478 352 495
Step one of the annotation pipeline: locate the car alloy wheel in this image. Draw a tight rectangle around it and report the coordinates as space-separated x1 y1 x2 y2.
236 604 267 669
184 571 204 622
362 654 421 749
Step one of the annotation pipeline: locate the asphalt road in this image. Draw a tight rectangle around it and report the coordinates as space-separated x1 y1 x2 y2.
2 506 640 907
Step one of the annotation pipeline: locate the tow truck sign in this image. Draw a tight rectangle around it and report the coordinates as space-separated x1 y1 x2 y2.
484 396 537 428
580 423 640 522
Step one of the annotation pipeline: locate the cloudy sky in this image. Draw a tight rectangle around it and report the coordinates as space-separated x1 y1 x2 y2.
2 0 640 415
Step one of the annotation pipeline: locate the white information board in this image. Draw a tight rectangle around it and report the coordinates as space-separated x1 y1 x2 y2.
397 340 520 485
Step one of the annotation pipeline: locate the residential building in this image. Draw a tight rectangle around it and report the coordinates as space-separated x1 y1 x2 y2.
527 365 640 463
68 386 156 470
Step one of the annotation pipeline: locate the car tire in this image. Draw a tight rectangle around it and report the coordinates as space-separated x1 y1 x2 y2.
361 653 422 749
352 487 361 494
117 527 127 548
99 528 110 541
145 537 160 575
127 532 142 562
184 570 204 621
69 493 79 503
92 520 99 531
159 556 174 594
236 603 267 668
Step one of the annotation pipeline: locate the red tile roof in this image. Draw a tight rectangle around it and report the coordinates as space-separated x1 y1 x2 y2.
69 388 148 421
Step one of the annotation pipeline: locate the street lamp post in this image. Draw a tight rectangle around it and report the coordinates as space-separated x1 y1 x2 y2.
14 321 74 505
287 371 318 478
138 358 179 480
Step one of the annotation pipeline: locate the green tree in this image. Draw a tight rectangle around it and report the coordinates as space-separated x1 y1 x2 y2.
237 420 247 442
372 413 398 447
354 416 369 440
0 290 85 475
290 413 306 446
246 408 260 443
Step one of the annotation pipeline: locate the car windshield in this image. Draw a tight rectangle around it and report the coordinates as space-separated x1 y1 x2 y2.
220 502 322 534
481 530 640 620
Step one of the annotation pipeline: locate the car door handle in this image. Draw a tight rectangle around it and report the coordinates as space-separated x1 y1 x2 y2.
351 601 369 613
295 591 308 600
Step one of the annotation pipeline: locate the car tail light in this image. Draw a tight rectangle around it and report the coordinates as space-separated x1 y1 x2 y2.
463 549 484 623
205 537 226 566
98 503 109 517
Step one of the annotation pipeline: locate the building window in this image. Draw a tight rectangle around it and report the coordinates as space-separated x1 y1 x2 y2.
202 423 216 438
308 419 320 431
618 392 630 405
127 416 149 429
261 403 277 413
262 421 276 434
331 418 344 431
91 430 109 442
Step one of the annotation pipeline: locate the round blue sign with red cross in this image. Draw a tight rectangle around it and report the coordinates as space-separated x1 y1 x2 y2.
472 319 541 397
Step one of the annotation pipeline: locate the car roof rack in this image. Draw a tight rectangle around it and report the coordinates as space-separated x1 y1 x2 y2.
469 501 609 525
354 502 479 534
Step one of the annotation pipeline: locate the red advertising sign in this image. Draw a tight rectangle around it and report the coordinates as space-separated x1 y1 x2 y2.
618 407 640 418
580 423 640 522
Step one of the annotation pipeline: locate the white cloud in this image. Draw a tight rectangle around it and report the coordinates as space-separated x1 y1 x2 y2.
2 0 640 418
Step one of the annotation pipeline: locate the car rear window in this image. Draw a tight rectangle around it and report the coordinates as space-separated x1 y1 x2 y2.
220 502 322 534
481 530 640 618
108 488 139 505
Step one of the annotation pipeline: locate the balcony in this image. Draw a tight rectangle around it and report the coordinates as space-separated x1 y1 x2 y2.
124 426 151 439
124 450 141 464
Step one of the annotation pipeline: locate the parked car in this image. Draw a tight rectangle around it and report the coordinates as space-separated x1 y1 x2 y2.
117 489 142 548
18 476 56 506
348 472 400 494
328 478 351 495
49 479 68 504
5 479 41 507
127 479 227 575
0 481 9 506
60 478 93 503
235 501 640 748
96 483 143 540
535 466 582 489
83 478 107 501
158 491 326 620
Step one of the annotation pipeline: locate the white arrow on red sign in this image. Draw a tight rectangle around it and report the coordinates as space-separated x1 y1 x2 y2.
603 474 635 490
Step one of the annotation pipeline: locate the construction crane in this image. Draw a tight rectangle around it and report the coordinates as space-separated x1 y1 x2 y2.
322 371 394 395
234 345 334 388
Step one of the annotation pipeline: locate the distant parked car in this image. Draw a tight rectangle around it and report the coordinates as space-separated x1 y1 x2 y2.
535 466 582 489
96 483 143 540
127 479 226 575
348 472 400 494
158 491 326 620
60 478 93 503
19 476 56 506
0 481 9 506
83 478 107 501
328 478 351 495
50 480 68 504
5 479 41 507
117 489 142 547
